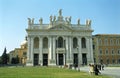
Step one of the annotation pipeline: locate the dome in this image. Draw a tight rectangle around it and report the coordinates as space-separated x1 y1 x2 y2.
21 40 27 46
21 36 28 46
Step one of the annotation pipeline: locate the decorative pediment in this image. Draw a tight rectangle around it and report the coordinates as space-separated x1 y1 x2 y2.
49 24 72 31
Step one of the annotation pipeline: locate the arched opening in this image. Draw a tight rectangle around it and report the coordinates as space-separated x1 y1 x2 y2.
73 37 78 48
34 37 39 48
81 37 86 48
43 37 48 48
58 37 63 48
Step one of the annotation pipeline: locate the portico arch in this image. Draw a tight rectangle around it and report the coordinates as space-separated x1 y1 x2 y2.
34 37 39 48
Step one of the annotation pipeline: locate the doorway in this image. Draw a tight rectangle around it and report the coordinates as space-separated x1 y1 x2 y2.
82 53 87 65
73 54 78 67
58 54 64 65
43 54 48 66
34 54 39 66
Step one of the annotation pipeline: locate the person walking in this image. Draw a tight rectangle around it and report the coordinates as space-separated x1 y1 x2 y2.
94 64 101 75
89 64 94 75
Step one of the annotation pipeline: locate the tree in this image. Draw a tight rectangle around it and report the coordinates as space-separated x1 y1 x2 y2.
1 47 8 64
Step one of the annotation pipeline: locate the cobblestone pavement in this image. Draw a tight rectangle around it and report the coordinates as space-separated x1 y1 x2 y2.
79 66 120 78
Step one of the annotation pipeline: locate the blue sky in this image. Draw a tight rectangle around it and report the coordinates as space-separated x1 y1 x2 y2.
0 0 120 55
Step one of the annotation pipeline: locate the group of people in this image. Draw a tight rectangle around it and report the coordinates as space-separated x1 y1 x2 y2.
89 63 104 75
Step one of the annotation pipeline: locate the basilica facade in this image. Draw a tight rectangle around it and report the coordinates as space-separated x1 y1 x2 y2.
26 9 94 66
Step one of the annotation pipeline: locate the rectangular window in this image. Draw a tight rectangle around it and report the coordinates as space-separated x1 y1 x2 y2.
99 49 102 55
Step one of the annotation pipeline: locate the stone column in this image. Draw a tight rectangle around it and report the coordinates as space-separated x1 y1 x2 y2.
48 36 52 65
65 36 69 65
90 37 94 63
26 36 33 66
26 36 32 66
52 36 56 65
69 36 73 64
31 37 34 66
39 37 43 66
78 37 82 64
87 38 90 64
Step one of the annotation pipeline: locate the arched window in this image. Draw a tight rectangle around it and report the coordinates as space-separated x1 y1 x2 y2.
81 38 86 48
73 37 78 48
110 39 113 45
43 37 48 48
34 37 39 48
58 37 63 48
99 39 102 45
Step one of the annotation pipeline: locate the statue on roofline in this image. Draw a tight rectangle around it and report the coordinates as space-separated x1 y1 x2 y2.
39 18 43 24
28 18 31 25
59 9 62 16
32 18 34 24
78 19 80 25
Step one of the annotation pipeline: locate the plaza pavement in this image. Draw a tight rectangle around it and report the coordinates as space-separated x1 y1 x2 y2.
79 66 120 78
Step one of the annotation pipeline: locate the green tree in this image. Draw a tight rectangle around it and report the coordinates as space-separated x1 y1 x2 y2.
1 47 8 64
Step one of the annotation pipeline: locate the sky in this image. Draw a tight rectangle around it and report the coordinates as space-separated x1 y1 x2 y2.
0 0 120 56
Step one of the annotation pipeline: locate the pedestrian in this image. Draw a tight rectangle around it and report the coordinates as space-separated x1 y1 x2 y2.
94 64 101 75
89 64 94 75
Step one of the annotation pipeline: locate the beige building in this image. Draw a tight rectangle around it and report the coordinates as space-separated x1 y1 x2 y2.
93 34 120 65
26 9 94 66
9 37 27 64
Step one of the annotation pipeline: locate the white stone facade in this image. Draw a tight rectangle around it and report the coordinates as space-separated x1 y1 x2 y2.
26 9 94 66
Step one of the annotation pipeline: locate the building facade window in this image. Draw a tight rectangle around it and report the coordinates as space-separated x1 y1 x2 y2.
73 37 78 48
34 37 39 48
112 59 115 64
111 49 114 55
43 37 48 48
58 37 64 48
106 59 109 64
99 49 102 55
110 39 113 45
105 49 108 55
116 39 119 45
104 39 108 46
118 50 120 54
81 37 86 48
118 59 120 64
99 39 102 45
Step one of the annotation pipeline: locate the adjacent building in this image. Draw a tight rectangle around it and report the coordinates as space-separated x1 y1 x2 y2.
93 34 120 65
9 37 27 64
26 9 94 66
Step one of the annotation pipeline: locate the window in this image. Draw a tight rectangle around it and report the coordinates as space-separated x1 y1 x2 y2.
58 37 63 48
106 49 108 55
116 39 119 45
23 52 26 57
73 37 78 48
111 49 114 55
104 39 108 46
99 39 102 45
81 38 86 48
118 59 120 64
106 59 109 64
112 59 115 64
99 49 102 55
43 37 48 48
34 37 39 48
118 50 120 54
110 39 113 45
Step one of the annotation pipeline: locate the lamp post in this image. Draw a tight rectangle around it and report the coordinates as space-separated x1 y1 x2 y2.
77 45 80 72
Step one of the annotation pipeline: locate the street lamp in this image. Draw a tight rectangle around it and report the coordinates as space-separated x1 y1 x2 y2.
77 45 80 72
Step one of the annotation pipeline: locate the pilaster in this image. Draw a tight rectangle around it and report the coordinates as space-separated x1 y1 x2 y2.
26 36 33 66
39 36 43 65
78 37 82 64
